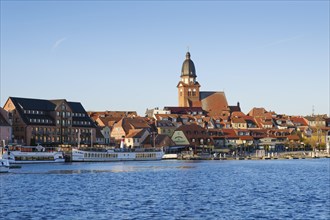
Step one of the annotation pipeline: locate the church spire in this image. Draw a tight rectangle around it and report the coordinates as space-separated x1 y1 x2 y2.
181 51 196 77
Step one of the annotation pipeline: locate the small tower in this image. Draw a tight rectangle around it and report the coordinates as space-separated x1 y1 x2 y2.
177 52 201 107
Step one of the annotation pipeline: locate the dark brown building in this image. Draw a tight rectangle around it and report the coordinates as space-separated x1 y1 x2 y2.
3 97 96 146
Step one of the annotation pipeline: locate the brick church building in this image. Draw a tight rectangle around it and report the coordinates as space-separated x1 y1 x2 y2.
177 52 240 117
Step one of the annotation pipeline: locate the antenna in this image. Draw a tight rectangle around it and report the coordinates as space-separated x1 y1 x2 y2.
187 46 189 52
312 105 315 116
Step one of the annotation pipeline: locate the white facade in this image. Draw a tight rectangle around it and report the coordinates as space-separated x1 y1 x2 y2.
145 108 170 118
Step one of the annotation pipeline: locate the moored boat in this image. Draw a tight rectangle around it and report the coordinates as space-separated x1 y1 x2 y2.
0 159 10 173
2 145 65 164
72 147 164 162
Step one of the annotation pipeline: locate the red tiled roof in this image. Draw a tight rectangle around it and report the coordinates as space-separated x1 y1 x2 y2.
200 92 229 116
231 117 246 123
231 111 245 117
287 135 300 141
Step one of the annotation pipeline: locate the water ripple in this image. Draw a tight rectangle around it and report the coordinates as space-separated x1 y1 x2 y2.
0 159 329 219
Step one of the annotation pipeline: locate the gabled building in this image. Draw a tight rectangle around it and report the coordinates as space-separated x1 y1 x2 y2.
142 134 176 148
3 97 96 146
171 124 214 150
110 117 151 143
155 120 176 137
124 128 149 148
231 117 247 129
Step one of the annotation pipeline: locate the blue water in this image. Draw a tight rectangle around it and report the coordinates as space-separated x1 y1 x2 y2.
0 159 329 220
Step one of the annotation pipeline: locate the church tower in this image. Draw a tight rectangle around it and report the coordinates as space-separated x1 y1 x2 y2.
177 52 201 107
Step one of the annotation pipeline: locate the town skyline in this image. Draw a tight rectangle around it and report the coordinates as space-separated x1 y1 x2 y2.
1 1 329 116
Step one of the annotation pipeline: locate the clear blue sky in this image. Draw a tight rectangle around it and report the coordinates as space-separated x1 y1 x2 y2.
1 1 329 116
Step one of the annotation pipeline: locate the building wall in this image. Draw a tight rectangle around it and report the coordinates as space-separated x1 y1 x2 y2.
232 123 247 129
3 98 96 146
157 126 176 137
101 126 111 144
0 126 11 145
178 83 200 107
111 126 126 140
172 131 190 145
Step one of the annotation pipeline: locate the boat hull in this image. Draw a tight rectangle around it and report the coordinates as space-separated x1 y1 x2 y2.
72 149 164 162
2 151 65 164
0 159 10 173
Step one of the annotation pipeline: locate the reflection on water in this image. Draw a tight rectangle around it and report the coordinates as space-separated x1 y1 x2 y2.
11 163 197 175
1 159 329 220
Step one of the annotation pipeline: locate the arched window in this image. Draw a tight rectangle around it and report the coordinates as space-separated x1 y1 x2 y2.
188 89 192 96
192 89 196 96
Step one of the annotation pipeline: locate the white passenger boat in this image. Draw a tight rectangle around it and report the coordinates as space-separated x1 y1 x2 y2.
0 159 10 173
72 148 164 162
2 145 65 164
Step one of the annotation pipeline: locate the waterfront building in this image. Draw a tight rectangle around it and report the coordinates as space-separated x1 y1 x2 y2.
142 134 176 148
171 124 214 152
110 117 151 147
3 97 96 146
125 128 150 148
95 127 106 145
0 107 12 145
94 117 115 145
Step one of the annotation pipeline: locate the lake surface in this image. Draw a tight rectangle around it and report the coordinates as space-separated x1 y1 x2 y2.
0 159 329 220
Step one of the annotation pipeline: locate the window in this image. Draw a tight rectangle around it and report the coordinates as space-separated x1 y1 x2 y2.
192 89 196 96
188 89 192 96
